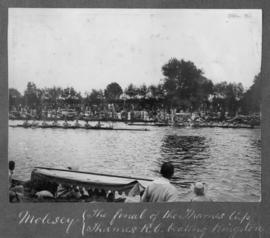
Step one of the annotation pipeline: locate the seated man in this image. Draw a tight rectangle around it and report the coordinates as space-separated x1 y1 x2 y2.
63 119 70 127
141 162 178 202
9 161 15 188
85 121 91 128
95 121 102 128
23 119 29 126
9 161 24 202
74 119 81 127
52 119 60 127
31 119 39 127
41 120 48 126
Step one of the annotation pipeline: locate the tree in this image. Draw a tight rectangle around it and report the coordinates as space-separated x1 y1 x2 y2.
213 82 227 98
212 82 244 116
104 82 123 101
9 88 22 109
192 76 213 111
125 84 139 98
24 82 41 108
60 87 82 106
148 85 157 98
138 84 148 97
42 87 63 108
224 83 244 115
9 88 21 98
147 84 165 99
87 89 104 104
162 58 207 110
240 73 261 113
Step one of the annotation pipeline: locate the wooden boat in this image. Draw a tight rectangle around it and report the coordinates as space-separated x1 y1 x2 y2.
126 123 153 126
9 124 149 131
154 122 169 127
14 167 153 202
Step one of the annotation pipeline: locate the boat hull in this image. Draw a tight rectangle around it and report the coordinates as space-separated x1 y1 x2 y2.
9 125 149 131
31 167 152 194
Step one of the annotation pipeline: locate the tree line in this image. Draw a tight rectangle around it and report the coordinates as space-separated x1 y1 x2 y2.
9 58 261 116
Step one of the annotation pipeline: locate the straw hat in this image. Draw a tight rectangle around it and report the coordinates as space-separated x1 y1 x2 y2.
195 182 204 190
193 182 205 195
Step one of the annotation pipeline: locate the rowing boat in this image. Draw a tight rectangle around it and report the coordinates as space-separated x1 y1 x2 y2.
13 167 153 202
9 125 149 131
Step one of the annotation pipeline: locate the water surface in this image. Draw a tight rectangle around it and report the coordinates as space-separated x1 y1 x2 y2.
9 120 261 202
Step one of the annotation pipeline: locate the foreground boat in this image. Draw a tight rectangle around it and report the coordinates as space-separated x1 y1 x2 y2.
12 167 153 202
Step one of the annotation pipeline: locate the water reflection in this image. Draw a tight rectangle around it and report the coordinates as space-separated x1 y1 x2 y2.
159 135 209 188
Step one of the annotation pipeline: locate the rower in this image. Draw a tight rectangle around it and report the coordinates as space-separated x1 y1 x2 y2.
63 119 70 127
41 120 48 127
85 120 90 128
31 119 38 127
74 118 81 127
23 119 29 127
96 121 102 128
52 118 59 127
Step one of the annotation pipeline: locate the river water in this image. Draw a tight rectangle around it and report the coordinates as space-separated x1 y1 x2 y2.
8 120 261 202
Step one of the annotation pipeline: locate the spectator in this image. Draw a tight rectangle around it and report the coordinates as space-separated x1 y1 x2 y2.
141 162 178 202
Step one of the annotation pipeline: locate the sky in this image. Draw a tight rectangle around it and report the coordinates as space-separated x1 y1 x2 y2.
8 8 262 95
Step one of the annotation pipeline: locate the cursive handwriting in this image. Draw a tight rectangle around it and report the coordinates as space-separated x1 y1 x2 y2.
109 208 148 225
17 208 265 238
18 210 79 233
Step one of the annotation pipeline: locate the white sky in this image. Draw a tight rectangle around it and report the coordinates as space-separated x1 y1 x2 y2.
8 8 262 94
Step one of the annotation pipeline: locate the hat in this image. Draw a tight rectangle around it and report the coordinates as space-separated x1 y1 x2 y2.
194 182 204 190
193 182 205 195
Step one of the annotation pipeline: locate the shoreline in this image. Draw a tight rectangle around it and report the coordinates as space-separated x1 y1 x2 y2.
9 119 260 130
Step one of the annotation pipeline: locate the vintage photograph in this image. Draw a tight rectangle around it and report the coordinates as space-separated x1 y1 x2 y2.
8 8 261 203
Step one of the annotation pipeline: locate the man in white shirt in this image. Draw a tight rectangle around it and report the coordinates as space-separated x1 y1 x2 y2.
141 162 178 202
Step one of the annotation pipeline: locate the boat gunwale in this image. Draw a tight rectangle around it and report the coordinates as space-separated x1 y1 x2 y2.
34 167 153 182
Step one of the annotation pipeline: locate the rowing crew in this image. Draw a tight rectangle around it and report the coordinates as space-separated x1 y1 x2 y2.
22 119 107 128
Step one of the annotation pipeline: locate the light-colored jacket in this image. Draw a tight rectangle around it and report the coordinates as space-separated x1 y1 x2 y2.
141 177 178 202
